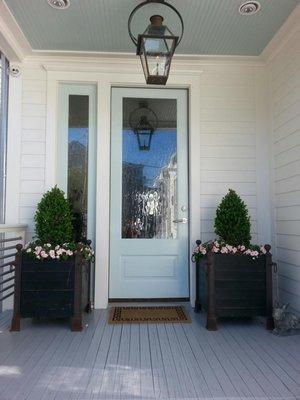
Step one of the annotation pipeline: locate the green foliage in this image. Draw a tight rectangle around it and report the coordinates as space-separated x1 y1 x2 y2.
214 189 251 246
34 186 74 245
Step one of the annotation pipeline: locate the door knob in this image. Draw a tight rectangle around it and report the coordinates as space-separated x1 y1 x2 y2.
173 218 188 224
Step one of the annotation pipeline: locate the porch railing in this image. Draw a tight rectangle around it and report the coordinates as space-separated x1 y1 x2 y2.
0 224 27 312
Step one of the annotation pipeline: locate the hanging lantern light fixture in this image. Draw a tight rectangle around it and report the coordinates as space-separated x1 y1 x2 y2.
129 102 158 151
128 0 184 85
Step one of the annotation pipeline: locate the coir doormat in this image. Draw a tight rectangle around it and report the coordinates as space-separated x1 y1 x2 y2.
108 305 191 324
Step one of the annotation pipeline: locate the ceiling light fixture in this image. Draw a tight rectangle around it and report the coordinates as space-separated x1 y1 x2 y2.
239 1 261 15
47 0 70 10
128 0 184 85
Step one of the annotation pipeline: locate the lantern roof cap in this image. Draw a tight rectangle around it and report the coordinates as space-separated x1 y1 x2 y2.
128 0 184 47
150 15 164 25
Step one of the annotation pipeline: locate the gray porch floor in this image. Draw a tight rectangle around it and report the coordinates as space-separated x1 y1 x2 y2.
0 306 299 400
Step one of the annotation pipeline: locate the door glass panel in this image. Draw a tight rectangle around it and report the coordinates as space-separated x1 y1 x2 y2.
68 95 89 241
122 98 177 239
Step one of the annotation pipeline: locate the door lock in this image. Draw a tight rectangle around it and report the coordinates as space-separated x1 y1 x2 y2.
173 218 188 224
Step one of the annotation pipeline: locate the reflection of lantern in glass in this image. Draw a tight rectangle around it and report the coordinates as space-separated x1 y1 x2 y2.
134 115 154 151
128 1 184 85
129 102 158 151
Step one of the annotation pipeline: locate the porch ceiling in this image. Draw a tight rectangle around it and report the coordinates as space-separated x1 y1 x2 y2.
4 0 300 56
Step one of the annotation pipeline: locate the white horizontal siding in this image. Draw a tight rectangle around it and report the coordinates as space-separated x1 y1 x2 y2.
21 154 45 168
22 129 46 142
20 193 43 207
23 90 46 105
276 206 300 221
21 167 45 181
19 66 47 239
200 133 255 147
199 66 259 244
200 170 256 183
270 27 300 313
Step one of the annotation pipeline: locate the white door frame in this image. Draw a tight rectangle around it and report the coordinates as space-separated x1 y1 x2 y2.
110 87 189 299
44 64 201 308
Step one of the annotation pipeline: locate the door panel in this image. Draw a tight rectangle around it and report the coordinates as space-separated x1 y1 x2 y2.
110 88 188 299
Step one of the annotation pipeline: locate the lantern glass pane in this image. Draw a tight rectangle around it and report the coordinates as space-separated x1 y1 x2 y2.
145 54 169 77
143 36 175 56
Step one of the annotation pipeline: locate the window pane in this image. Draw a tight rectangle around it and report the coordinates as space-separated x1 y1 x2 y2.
68 95 89 241
122 98 177 239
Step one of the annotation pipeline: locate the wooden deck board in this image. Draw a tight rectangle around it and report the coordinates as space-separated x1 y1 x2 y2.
0 306 299 400
224 324 287 398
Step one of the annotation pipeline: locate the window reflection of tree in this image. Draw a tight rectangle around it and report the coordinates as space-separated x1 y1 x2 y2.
68 137 88 240
68 95 89 241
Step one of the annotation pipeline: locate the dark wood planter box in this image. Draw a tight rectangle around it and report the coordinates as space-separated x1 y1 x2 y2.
10 245 92 331
194 243 274 331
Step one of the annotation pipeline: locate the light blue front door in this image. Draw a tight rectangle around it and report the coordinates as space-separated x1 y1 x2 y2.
110 88 189 299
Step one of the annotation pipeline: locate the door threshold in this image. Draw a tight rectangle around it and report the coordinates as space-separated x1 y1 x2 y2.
109 297 190 303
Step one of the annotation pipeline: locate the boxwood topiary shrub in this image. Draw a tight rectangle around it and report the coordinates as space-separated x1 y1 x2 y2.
214 188 251 247
34 186 74 245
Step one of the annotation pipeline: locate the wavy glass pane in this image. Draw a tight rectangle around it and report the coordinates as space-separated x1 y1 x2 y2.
68 95 89 240
122 98 177 239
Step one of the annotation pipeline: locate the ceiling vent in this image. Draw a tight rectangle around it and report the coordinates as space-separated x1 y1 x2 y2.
239 1 261 15
47 0 70 10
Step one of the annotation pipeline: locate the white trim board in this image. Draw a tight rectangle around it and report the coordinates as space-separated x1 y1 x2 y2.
45 69 201 309
0 0 31 61
5 71 22 224
261 3 300 64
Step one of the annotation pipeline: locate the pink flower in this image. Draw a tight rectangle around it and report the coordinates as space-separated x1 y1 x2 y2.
213 246 219 253
260 246 267 254
49 250 55 259
240 245 246 252
221 247 228 254
226 245 233 252
40 251 48 259
232 247 237 253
